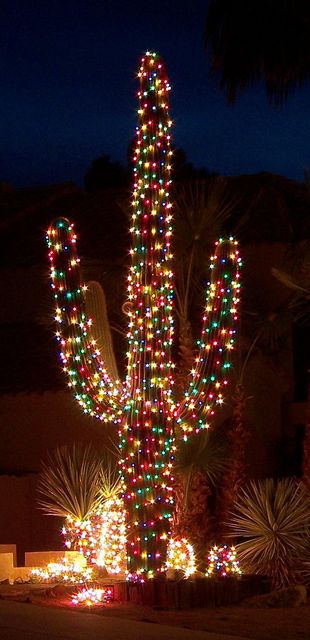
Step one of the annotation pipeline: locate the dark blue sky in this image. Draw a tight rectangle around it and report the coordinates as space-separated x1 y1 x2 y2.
1 0 310 187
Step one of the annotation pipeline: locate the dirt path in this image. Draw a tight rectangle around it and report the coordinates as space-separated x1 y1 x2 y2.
1 584 310 640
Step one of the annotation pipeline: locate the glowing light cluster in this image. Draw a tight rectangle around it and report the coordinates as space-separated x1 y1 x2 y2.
46 50 242 580
31 558 93 584
62 515 101 565
206 544 242 577
166 537 196 578
72 586 114 606
96 496 127 574
63 497 126 574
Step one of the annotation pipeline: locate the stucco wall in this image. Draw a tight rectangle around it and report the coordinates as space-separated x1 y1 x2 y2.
0 390 115 474
0 474 62 565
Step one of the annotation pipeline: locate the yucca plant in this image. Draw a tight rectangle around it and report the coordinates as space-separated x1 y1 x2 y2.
229 478 310 588
38 443 124 569
37 443 114 519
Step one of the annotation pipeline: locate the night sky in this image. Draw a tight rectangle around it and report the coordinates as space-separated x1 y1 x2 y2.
2 0 310 188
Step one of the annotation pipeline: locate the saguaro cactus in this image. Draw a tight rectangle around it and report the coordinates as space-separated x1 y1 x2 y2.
46 51 241 580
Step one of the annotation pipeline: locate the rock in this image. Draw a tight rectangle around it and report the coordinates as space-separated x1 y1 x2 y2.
243 584 307 608
166 568 184 581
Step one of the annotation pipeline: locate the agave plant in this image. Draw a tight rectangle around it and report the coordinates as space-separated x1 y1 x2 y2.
229 478 310 588
37 443 110 519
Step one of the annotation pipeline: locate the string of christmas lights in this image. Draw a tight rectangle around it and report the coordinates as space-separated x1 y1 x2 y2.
96 496 127 574
46 50 242 581
63 496 126 574
206 544 242 577
166 537 196 578
121 51 175 580
46 218 125 423
72 586 114 606
62 515 99 565
31 558 93 584
176 238 242 436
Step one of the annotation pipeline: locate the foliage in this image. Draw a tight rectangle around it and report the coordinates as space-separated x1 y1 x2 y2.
84 154 128 192
205 0 310 105
229 478 310 588
37 443 118 520
174 425 229 497
172 148 211 182
173 425 230 558
272 241 310 324
173 178 240 330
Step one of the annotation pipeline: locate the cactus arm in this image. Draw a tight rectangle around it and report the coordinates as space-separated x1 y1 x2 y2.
46 217 125 423
85 280 120 382
175 237 242 435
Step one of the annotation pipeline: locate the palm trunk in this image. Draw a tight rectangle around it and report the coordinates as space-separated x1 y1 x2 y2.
173 317 214 565
216 383 248 540
302 369 310 491
173 469 213 569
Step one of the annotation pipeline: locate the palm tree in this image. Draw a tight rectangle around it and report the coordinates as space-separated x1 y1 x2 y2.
272 240 310 487
173 426 229 567
173 177 240 395
205 0 310 104
171 177 292 551
215 306 292 538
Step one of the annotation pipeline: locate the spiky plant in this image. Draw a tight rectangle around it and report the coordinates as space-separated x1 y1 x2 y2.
229 478 310 588
37 443 106 520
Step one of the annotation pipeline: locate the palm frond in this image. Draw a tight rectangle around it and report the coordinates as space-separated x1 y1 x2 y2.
205 0 310 106
272 267 309 294
272 265 310 324
174 425 229 486
173 178 240 320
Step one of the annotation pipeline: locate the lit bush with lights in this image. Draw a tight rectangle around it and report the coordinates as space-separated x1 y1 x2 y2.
72 585 114 606
63 497 126 574
206 544 241 578
166 538 196 578
31 557 93 584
